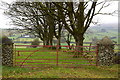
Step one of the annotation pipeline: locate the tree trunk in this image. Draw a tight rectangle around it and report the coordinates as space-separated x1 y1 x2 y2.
43 38 49 46
43 41 46 46
58 36 61 49
66 33 72 49
49 39 53 46
46 40 49 45
66 40 71 49
73 34 84 58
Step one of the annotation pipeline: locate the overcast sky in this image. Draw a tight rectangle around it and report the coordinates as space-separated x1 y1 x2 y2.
0 0 118 29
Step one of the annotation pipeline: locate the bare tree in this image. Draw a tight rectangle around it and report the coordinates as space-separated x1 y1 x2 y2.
4 2 56 46
38 1 117 57
3 1 117 57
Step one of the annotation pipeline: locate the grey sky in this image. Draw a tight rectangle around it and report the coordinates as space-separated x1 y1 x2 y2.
0 0 118 29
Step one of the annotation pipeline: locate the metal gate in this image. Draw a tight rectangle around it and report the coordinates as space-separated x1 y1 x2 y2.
14 45 98 69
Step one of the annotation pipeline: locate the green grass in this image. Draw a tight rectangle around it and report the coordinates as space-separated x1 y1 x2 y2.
14 47 96 69
14 38 34 42
14 47 119 69
2 64 118 78
11 29 118 47
3 29 119 78
84 30 118 42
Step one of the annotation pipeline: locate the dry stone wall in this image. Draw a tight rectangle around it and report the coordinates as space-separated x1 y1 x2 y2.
2 36 14 66
97 36 115 66
2 44 13 66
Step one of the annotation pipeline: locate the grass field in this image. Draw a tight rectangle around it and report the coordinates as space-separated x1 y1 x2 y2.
14 47 96 69
14 38 34 42
2 47 119 78
9 27 118 46
2 64 118 78
3 29 119 78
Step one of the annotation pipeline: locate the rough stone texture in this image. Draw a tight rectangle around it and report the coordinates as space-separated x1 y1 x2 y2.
97 36 115 66
2 36 14 66
2 44 13 66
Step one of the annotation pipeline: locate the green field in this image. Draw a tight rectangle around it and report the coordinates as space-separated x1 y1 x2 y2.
3 64 118 78
7 26 118 46
14 47 96 69
2 28 119 78
14 38 34 42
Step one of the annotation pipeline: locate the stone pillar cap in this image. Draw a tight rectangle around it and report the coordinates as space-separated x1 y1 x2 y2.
97 36 113 45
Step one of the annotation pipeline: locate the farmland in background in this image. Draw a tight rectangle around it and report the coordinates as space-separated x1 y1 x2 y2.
1 24 119 78
0 22 118 48
1 24 117 47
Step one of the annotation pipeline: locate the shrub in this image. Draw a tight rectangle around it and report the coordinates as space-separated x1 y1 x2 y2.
49 46 56 50
31 38 39 48
2 36 13 45
47 46 56 50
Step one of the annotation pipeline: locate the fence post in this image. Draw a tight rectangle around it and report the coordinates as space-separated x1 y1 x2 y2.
18 51 20 56
96 44 99 66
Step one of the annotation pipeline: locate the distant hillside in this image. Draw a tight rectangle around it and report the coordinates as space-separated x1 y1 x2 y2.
90 23 118 30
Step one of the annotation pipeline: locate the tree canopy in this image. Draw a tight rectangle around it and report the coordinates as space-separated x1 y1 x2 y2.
3 1 117 57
